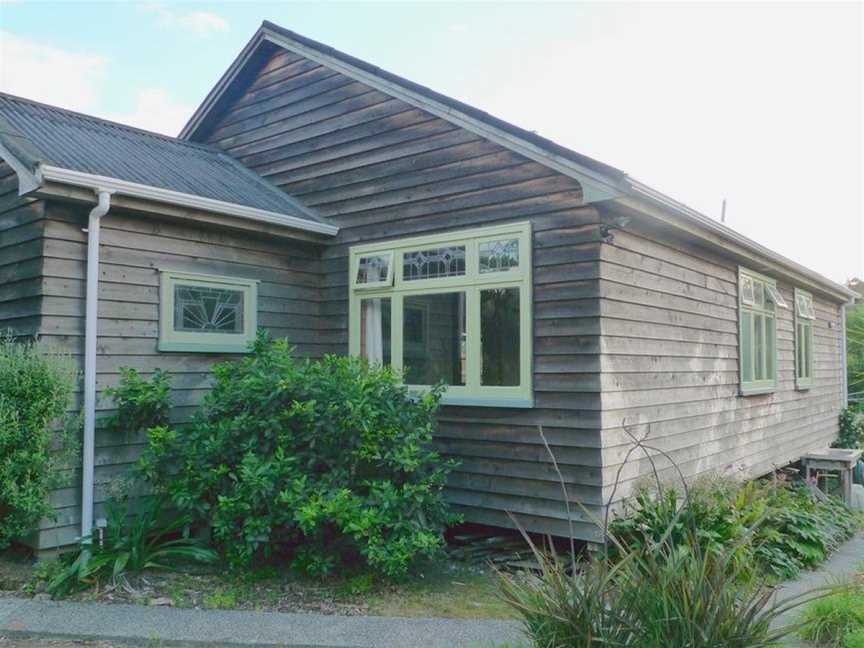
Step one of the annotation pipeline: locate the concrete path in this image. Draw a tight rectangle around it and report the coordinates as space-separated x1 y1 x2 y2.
0 597 525 648
770 531 864 645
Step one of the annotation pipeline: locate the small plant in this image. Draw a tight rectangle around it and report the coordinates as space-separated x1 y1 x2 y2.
103 367 172 434
45 496 217 597
799 589 864 646
203 587 239 609
836 407 864 449
137 332 459 578
0 334 78 549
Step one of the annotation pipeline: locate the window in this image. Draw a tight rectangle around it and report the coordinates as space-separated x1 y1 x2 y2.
738 268 784 395
349 222 532 407
794 288 815 389
159 271 258 353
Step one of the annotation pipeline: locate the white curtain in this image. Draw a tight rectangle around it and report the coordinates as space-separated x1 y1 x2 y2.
364 298 383 364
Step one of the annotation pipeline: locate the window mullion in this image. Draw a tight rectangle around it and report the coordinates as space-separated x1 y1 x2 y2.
392 294 404 375
466 287 482 392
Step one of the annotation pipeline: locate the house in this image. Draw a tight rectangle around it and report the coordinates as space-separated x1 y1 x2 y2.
0 21 856 553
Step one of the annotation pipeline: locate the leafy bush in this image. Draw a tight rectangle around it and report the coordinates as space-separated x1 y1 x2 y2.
0 334 77 549
45 496 217 597
103 367 172 434
836 407 864 449
137 333 459 577
799 590 864 646
609 477 859 580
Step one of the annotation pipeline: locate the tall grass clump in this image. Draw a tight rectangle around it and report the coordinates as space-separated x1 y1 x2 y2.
0 333 78 548
498 426 851 647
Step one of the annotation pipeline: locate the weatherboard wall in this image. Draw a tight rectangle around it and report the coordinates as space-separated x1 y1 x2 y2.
198 44 608 539
596 216 845 505
30 199 325 550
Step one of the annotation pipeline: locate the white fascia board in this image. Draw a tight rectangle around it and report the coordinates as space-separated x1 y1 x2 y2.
0 140 40 195
623 178 856 302
37 165 339 236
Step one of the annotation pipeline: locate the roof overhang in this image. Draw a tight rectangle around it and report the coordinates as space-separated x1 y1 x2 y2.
34 165 338 236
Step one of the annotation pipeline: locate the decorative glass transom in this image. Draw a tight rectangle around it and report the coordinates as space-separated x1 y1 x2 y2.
479 239 519 273
174 285 244 334
403 245 466 281
796 292 815 319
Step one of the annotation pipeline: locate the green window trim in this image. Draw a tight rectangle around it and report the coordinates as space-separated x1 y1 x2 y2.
738 267 780 396
159 270 258 353
349 222 533 408
794 288 815 390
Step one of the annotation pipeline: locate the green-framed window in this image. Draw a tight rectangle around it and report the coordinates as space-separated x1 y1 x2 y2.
159 271 258 353
349 222 533 408
794 288 816 389
738 267 787 395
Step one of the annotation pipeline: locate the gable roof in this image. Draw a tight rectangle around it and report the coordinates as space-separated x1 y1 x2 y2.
180 22 855 301
0 92 337 235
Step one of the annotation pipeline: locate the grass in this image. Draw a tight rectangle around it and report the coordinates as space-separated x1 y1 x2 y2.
798 566 864 647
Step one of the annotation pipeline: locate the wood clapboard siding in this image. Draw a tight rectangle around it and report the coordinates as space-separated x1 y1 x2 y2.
0 161 46 337
32 199 325 550
202 46 606 539
596 221 845 504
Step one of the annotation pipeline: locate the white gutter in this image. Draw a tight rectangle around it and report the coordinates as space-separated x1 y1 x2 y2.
624 178 857 302
81 189 112 543
36 165 339 236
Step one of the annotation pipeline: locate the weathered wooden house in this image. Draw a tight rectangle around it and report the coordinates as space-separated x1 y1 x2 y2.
0 21 855 552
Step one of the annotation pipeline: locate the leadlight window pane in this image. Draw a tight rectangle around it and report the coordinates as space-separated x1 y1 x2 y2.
753 282 765 308
356 254 391 285
360 297 391 366
740 275 755 305
174 285 244 334
403 246 466 281
403 292 466 386
479 239 519 274
481 288 520 386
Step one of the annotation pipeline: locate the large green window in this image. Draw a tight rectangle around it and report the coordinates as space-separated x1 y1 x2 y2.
794 288 816 389
738 268 786 395
349 222 532 407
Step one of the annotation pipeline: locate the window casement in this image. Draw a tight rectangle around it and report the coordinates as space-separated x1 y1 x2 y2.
349 222 532 408
738 268 785 395
794 288 816 389
159 271 258 353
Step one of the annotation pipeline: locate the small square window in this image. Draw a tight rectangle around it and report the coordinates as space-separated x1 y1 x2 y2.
765 284 788 309
160 272 257 353
740 275 755 305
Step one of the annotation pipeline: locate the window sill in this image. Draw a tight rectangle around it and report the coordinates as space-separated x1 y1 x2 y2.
158 341 251 354
440 394 534 408
739 385 776 397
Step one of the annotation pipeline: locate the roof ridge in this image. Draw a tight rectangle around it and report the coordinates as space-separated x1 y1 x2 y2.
0 91 217 154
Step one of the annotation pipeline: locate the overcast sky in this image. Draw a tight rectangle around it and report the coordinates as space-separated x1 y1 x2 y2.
1 2 861 284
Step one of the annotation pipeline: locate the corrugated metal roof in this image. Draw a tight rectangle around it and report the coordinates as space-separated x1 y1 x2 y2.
0 92 327 226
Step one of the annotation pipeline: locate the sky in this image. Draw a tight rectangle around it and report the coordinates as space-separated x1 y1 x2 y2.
0 2 861 284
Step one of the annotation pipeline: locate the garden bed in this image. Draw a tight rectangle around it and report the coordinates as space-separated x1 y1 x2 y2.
0 551 511 620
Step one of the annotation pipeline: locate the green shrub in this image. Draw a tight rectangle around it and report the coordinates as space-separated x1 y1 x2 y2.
799 590 864 646
836 407 864 449
45 496 217 597
609 477 859 580
846 629 864 648
103 367 172 434
0 334 77 549
137 333 459 578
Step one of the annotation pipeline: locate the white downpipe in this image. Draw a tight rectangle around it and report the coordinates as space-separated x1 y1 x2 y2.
841 300 852 407
81 190 112 543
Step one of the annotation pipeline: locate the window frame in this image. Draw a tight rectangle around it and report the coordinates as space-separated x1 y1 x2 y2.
738 267 779 396
794 288 815 390
349 222 533 408
159 270 258 353
352 251 395 290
